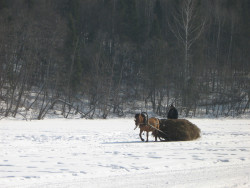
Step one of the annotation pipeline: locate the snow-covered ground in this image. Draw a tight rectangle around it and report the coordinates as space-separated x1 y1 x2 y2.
0 118 250 188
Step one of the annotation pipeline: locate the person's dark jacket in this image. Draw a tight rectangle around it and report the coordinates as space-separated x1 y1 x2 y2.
167 107 178 119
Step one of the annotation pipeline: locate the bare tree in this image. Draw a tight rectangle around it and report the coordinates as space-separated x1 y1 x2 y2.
169 0 205 82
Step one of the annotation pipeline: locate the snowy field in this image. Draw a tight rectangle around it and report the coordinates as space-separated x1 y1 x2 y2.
0 118 250 188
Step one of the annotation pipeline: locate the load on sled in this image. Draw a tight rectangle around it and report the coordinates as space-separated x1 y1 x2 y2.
153 118 201 141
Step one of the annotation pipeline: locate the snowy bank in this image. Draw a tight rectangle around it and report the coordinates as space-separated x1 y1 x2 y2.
0 119 250 188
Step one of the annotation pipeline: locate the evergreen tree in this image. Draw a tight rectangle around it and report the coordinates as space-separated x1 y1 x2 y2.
118 0 140 42
150 0 163 39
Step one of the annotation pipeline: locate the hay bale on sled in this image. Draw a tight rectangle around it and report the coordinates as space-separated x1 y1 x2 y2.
153 119 201 141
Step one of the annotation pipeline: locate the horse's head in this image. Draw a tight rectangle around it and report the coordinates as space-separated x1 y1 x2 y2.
134 113 147 130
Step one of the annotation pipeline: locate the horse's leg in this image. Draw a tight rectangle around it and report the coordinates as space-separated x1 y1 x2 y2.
154 131 157 141
146 131 149 142
139 129 144 142
155 122 160 141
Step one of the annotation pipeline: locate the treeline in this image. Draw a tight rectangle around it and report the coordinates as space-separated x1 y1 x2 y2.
0 0 249 119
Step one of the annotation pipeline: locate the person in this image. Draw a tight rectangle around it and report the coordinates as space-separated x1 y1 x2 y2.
167 104 178 119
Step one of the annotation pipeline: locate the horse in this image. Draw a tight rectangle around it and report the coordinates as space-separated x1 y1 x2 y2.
134 112 160 142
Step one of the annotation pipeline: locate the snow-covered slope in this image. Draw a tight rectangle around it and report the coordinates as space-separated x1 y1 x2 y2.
0 119 250 188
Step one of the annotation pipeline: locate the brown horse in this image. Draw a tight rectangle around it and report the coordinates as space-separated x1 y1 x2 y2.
134 112 160 142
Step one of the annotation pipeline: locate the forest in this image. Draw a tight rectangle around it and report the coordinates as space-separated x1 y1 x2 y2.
0 0 249 119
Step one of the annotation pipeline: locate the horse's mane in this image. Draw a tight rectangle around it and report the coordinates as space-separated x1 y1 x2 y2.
141 112 148 124
135 113 140 119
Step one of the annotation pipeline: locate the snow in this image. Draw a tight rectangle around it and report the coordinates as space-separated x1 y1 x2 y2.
0 118 250 188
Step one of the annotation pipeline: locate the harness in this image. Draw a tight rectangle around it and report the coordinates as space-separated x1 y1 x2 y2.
146 120 169 138
138 112 169 138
